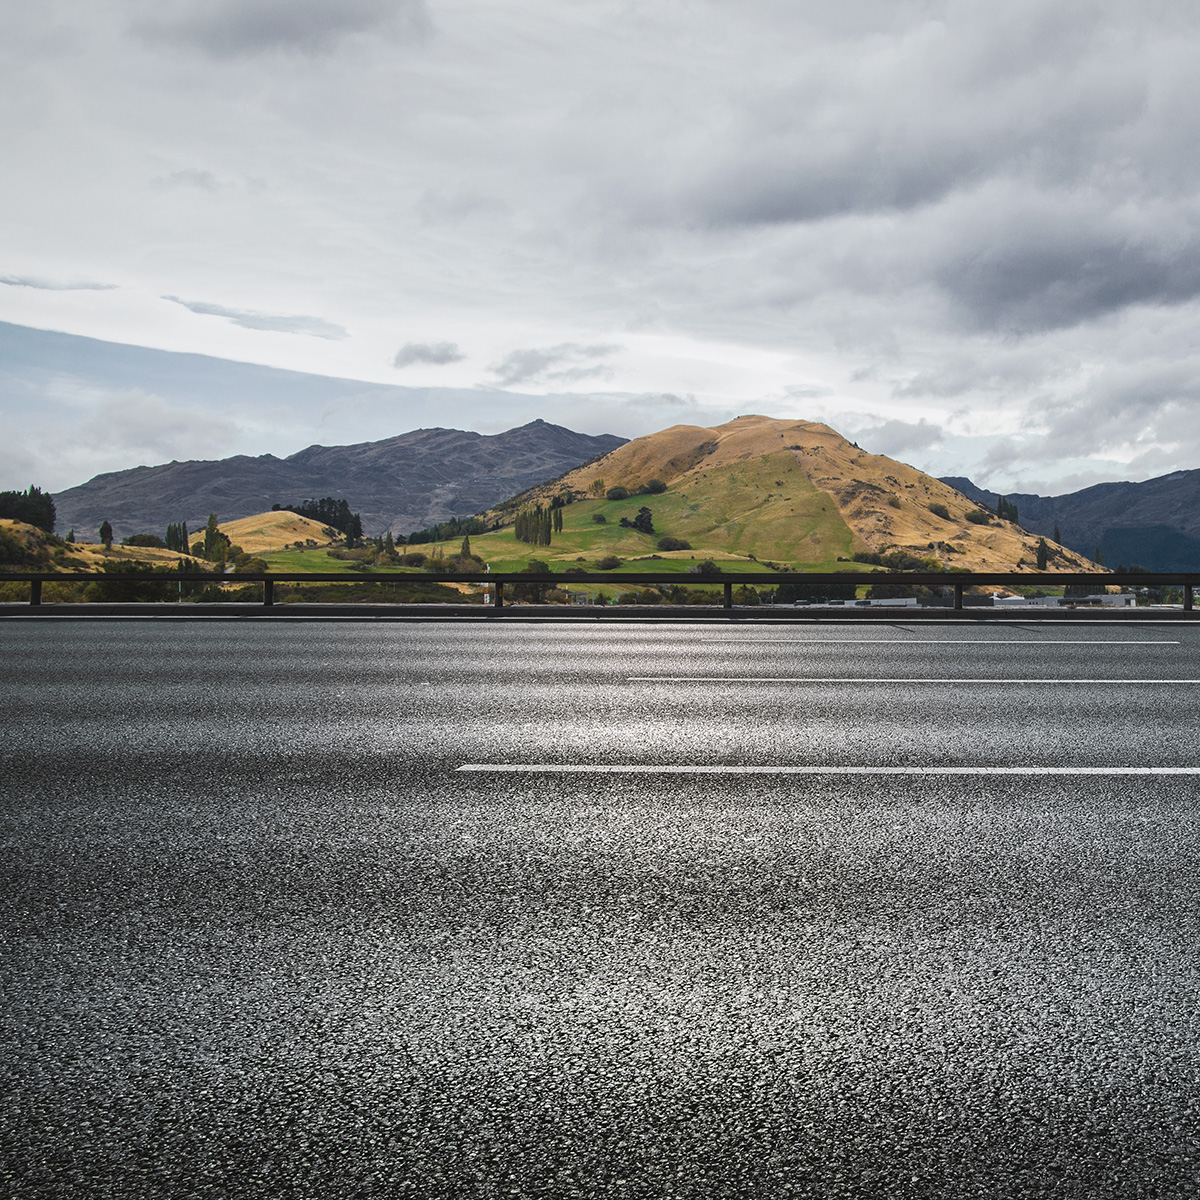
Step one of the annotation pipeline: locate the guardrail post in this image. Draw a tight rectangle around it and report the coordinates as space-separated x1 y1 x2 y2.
30 580 42 607
494 581 504 609
1186 582 1194 613
723 581 733 609
263 579 274 607
954 581 963 610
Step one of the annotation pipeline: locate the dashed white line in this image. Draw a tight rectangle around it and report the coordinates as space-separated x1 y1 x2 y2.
697 639 1180 645
459 764 1200 776
627 677 1200 684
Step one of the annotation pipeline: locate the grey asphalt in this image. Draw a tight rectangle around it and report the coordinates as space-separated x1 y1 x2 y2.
3 621 1200 1198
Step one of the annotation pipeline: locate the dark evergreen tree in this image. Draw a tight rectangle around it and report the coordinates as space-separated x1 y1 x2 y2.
997 496 1020 525
0 485 56 533
274 496 364 542
1036 538 1049 570
99 519 113 547
203 513 221 558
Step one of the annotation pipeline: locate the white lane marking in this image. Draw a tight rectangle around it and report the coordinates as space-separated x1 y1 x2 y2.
627 677 1200 684
459 764 1200 776
697 639 1180 645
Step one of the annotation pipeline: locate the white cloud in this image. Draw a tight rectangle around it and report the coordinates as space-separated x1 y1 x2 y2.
162 296 348 339
1 275 117 291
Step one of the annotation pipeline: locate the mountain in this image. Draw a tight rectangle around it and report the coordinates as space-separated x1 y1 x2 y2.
485 414 1095 573
52 420 627 541
942 471 1200 570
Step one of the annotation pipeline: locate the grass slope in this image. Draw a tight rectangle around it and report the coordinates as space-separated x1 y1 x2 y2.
489 414 1099 574
216 511 337 554
461 451 860 573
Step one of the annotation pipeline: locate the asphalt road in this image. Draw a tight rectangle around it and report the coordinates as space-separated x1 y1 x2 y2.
3 620 1200 1198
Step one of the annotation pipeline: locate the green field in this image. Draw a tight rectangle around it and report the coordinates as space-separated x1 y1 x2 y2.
464 450 860 572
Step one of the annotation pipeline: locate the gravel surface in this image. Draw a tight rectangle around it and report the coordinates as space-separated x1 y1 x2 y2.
3 622 1199 1198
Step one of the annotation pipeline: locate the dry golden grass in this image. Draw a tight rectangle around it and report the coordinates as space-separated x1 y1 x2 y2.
509 415 1098 573
216 511 337 553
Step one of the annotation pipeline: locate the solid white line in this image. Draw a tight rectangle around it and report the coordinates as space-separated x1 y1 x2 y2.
460 768 1200 777
459 764 1200 775
627 677 1200 684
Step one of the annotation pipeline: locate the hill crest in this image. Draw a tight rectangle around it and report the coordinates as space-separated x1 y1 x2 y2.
494 415 1096 573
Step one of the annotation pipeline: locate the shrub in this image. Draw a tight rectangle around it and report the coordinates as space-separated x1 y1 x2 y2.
691 560 720 575
0 526 50 566
657 536 691 551
965 509 991 525
605 486 630 501
591 513 607 524
596 555 622 570
642 479 667 494
887 496 902 509
928 503 951 519
122 533 166 548
399 552 427 567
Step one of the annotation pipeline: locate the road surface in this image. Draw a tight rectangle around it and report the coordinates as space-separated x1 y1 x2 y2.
3 620 1199 1198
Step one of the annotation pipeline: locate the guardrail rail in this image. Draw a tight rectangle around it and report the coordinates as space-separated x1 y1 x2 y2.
4 569 1196 613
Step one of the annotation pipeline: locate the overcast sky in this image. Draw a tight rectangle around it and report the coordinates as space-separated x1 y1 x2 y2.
4 0 1200 495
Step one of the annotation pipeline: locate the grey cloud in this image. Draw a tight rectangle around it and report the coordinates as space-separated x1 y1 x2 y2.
858 417 944 459
162 296 347 340
152 169 219 190
80 391 240 464
136 0 428 58
1038 361 1200 460
931 212 1200 335
489 344 622 389
393 341 465 368
785 384 834 400
1 275 117 291
655 9 1152 230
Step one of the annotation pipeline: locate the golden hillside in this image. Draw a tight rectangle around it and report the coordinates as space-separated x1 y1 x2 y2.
215 511 338 553
502 414 1097 573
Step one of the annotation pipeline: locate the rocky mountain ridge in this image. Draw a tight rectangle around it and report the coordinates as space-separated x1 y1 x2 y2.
52 420 627 541
943 470 1200 570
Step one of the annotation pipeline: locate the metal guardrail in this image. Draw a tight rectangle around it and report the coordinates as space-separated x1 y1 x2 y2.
4 569 1197 612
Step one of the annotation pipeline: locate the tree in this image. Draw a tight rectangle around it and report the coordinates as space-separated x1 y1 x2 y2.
274 497 363 542
203 513 221 558
0 485 56 533
620 507 654 534
1053 523 1061 544
66 529 75 543
99 519 113 548
461 535 471 558
1036 538 1049 570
